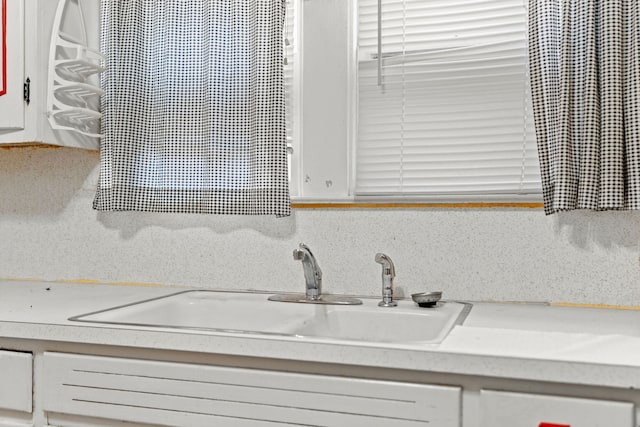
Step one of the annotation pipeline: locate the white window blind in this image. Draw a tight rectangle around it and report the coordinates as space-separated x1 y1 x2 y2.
356 0 541 199
284 0 298 188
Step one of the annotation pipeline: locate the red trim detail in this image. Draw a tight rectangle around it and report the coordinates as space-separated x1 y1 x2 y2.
539 423 571 427
0 0 6 97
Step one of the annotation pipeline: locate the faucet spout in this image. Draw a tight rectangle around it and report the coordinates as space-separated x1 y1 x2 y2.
269 244 360 305
375 253 397 307
294 243 322 300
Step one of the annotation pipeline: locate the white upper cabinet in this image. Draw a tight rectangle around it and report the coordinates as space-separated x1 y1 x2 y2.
0 0 26 130
0 0 101 150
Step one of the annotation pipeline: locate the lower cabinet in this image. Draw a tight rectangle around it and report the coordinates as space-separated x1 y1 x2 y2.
480 390 635 427
36 352 640 427
0 350 32 414
42 352 461 427
0 350 33 427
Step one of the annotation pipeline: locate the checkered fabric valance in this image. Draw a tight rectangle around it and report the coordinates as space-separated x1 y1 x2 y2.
529 0 640 215
93 0 290 217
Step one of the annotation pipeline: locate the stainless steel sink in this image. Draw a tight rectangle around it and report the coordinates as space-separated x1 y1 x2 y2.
69 290 472 347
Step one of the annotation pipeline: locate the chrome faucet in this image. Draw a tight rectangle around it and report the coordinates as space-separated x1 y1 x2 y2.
269 244 361 305
293 243 322 300
375 253 397 307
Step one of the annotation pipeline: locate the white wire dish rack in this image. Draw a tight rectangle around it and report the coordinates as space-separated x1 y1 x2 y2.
47 0 104 139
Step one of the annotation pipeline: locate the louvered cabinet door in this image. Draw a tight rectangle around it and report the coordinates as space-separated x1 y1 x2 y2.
42 352 461 427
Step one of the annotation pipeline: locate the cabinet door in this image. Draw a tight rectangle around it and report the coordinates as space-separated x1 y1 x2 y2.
480 390 634 427
0 350 32 413
0 0 25 130
43 352 461 427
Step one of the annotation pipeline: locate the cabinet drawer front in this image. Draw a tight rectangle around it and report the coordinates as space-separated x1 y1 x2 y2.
42 352 460 427
0 350 32 413
480 390 634 427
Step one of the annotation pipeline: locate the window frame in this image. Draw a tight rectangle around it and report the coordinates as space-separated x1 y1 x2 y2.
289 0 543 205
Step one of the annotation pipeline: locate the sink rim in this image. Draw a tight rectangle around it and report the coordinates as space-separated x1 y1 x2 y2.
68 290 473 347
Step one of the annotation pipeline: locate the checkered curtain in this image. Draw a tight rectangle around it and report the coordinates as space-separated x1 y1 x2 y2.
94 0 291 217
529 0 640 215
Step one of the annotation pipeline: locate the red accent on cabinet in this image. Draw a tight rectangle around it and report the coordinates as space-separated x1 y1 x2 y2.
0 0 6 97
539 423 570 427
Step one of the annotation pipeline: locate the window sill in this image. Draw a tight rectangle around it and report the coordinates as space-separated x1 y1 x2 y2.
290 201 544 210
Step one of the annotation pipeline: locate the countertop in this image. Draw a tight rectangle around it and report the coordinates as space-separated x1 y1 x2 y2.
1 280 640 389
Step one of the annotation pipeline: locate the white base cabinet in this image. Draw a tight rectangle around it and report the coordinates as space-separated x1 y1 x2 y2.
0 347 632 427
480 390 635 427
0 350 33 427
42 352 461 427
0 350 33 414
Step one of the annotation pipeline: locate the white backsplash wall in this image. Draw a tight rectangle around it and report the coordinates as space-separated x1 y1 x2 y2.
1 146 640 306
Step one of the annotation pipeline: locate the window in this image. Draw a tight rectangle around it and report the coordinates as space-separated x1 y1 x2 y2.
355 0 541 201
287 0 542 202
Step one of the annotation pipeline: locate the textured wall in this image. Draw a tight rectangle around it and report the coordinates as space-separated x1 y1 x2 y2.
1 146 639 306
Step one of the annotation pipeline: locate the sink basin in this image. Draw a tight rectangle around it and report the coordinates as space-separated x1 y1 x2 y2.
70 291 316 336
69 290 472 347
293 303 469 344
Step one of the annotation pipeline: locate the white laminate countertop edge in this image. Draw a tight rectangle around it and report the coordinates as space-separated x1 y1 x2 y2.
1 280 639 389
